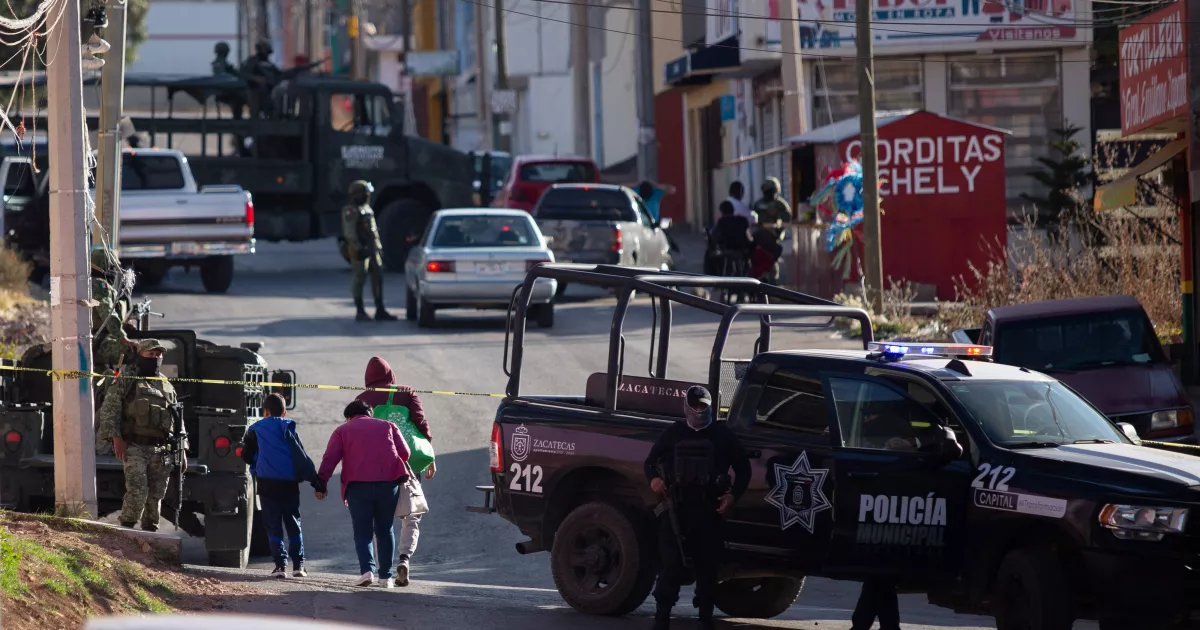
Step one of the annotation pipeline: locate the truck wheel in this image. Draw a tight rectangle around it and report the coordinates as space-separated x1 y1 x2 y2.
550 501 655 616
993 547 1073 630
249 507 270 557
533 303 555 328
714 577 804 619
200 256 235 293
379 198 433 273
556 282 568 298
406 287 417 321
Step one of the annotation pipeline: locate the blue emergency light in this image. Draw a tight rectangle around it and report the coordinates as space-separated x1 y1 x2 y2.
867 342 993 360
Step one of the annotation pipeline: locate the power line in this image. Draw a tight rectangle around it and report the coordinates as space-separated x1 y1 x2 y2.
458 0 1196 65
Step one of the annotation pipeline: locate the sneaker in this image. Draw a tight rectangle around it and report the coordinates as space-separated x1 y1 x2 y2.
356 571 376 587
395 563 410 587
293 566 307 578
270 566 288 579
382 577 395 589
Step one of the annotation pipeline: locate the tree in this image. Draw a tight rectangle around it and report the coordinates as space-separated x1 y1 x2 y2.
1021 122 1091 225
0 0 148 71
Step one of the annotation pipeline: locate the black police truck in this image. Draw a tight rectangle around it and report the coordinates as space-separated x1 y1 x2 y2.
0 314 297 568
472 264 1200 630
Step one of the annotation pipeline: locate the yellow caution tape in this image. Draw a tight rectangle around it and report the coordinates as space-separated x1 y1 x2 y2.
0 364 506 398
1142 440 1200 452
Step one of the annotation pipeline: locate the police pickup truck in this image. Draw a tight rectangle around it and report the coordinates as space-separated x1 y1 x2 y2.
471 264 1200 630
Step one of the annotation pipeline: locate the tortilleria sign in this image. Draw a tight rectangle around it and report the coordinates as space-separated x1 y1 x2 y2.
1119 2 1188 136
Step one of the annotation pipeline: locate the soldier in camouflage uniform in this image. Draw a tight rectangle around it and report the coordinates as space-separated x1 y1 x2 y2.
241 39 281 118
97 339 186 532
91 248 136 369
212 41 246 122
751 177 793 286
342 180 398 322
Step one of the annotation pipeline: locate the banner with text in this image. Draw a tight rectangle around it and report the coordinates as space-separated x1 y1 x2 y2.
1119 2 1187 136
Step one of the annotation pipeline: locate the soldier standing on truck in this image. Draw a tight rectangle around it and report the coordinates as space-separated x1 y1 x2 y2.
645 386 751 630
342 181 398 322
241 39 281 118
212 41 246 122
97 339 187 532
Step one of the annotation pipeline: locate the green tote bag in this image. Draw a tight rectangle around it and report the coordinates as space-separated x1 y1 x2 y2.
372 391 436 474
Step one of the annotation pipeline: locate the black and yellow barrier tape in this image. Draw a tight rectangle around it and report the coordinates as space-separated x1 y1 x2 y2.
1142 440 1200 452
0 364 506 398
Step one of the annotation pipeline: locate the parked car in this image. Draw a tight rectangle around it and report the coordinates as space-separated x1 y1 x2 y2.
952 295 1196 443
491 155 601 212
532 184 672 297
404 208 557 328
0 148 255 293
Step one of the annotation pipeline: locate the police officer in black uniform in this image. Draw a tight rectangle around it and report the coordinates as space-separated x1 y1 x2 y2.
645 386 751 629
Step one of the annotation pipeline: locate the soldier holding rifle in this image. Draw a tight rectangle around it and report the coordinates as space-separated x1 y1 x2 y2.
644 386 751 630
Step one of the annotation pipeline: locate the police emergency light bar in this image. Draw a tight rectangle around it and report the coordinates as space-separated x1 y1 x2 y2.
867 342 993 359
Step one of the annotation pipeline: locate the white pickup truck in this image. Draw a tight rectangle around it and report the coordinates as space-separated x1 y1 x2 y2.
0 148 254 293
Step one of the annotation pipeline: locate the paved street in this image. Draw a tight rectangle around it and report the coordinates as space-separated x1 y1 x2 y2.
141 238 1011 629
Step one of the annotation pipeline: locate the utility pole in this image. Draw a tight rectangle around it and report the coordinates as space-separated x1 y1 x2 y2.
856 0 883 314
634 0 655 181
493 0 512 152
350 0 365 79
474 0 492 149
571 0 591 159
779 0 807 137
96 0 127 250
47 0 98 518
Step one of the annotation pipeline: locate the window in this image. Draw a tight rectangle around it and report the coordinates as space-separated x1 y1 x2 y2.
534 188 637 222
121 155 185 191
755 370 831 436
948 380 1129 448
828 377 941 451
994 309 1164 372
329 92 393 136
518 161 597 183
3 164 35 197
811 60 923 127
947 53 1062 205
431 215 539 247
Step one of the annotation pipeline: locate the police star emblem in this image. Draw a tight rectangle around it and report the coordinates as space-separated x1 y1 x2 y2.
765 451 831 534
510 425 530 462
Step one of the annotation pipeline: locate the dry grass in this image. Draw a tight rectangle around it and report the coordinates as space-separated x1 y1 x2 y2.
0 245 45 361
939 211 1181 342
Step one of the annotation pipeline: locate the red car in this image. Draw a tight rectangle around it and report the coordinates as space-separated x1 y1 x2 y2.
491 156 601 212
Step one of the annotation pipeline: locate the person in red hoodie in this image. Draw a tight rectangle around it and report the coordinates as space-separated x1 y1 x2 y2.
354 356 434 587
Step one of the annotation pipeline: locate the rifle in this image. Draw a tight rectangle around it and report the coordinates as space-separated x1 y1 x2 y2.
169 398 187 531
130 298 164 331
655 463 692 569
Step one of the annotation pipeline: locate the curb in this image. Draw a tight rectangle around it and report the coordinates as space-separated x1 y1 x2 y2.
75 518 183 565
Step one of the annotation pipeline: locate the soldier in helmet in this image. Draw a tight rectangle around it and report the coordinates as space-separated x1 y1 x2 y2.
97 339 186 532
241 39 281 118
91 248 136 370
342 181 397 322
212 41 238 77
751 177 793 286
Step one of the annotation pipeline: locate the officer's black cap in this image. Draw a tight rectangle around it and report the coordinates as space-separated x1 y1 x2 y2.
686 386 712 409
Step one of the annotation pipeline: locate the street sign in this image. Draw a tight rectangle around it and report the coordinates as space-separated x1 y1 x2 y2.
491 90 517 114
404 50 461 76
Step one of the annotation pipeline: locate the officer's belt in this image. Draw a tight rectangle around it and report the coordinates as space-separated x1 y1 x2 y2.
122 435 170 447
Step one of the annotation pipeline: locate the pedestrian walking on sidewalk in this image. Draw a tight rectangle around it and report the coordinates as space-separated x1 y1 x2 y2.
353 356 436 587
241 393 325 578
636 180 680 253
317 400 411 589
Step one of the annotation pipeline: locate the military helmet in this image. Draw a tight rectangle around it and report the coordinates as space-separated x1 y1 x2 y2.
761 177 780 194
137 339 166 354
255 39 273 55
214 41 230 56
348 180 374 197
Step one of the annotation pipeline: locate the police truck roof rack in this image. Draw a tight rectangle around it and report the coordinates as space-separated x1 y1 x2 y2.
866 342 994 363
503 263 874 409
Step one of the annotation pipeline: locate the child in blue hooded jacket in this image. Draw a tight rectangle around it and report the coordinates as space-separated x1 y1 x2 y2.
242 393 326 578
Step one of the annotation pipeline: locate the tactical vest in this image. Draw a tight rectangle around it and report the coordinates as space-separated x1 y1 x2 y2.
673 439 717 487
122 380 175 440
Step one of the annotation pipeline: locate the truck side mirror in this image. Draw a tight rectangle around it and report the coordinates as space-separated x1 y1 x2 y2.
921 425 963 463
269 369 298 410
1118 422 1142 445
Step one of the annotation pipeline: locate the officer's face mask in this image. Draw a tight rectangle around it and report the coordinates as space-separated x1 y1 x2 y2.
137 354 163 376
685 405 712 431
352 193 369 206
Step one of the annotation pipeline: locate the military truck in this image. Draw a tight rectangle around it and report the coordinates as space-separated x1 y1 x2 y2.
8 72 477 269
0 312 297 568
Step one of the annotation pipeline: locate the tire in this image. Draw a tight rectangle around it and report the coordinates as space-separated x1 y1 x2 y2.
207 550 249 568
200 256 235 293
714 577 804 619
417 291 436 328
550 501 656 616
249 507 270 557
993 547 1074 630
405 286 417 321
379 198 434 272
534 302 555 328
136 266 166 287
556 282 568 298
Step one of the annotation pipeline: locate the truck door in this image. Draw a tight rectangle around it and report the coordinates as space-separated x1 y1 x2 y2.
725 366 835 571
823 373 972 580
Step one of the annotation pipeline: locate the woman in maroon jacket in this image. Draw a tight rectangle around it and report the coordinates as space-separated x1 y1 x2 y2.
354 356 434 587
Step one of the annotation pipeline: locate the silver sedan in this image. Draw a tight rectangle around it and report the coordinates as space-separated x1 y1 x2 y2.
404 208 558 328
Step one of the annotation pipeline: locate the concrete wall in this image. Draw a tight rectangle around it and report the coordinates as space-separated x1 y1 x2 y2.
598 2 638 169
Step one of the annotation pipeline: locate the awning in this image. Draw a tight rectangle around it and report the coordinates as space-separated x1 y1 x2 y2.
1093 138 1187 211
664 36 741 88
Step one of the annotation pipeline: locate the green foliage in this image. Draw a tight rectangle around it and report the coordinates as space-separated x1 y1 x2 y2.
1021 123 1091 223
0 0 148 71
